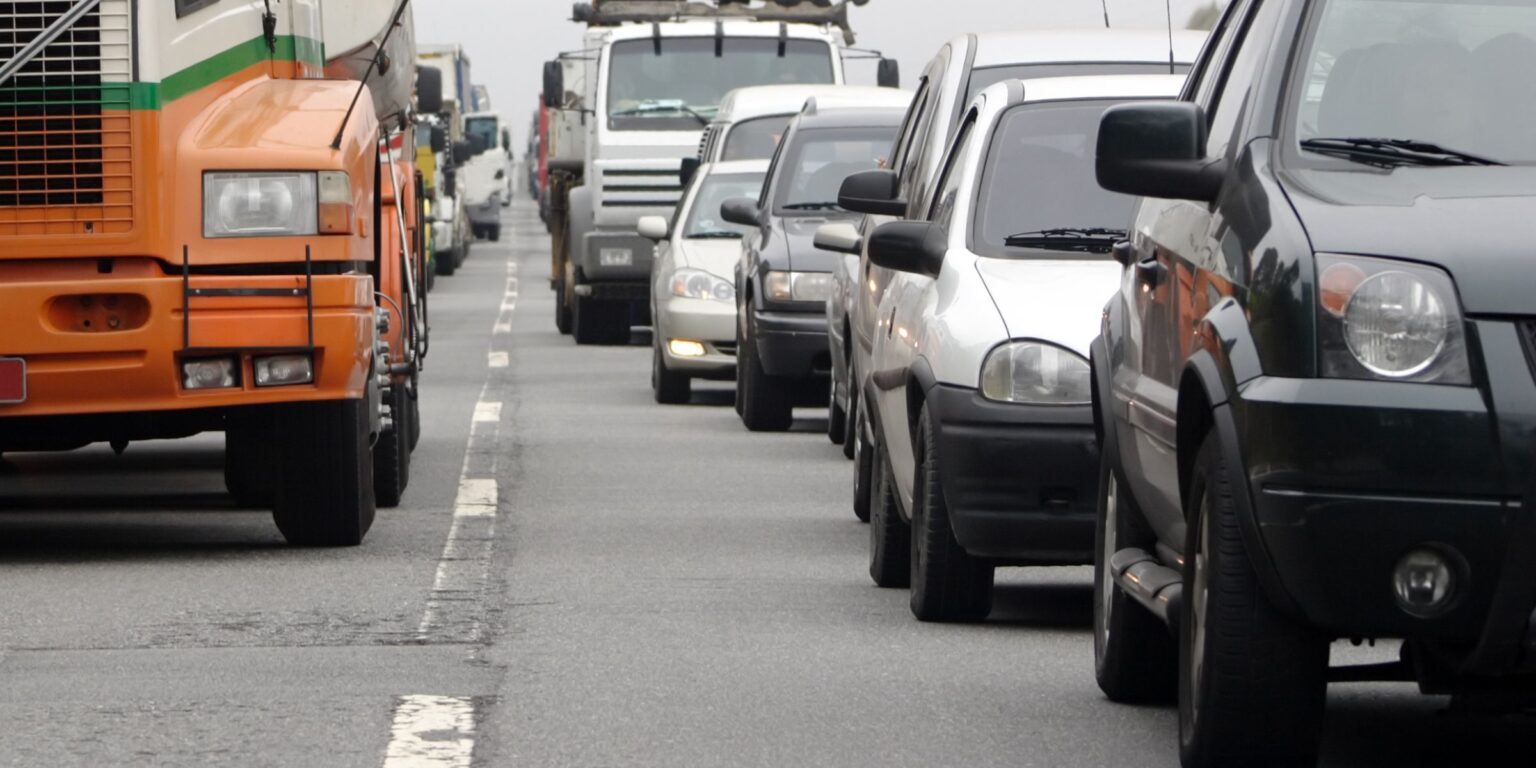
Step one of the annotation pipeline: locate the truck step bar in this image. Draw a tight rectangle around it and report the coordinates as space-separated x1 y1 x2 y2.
180 245 316 354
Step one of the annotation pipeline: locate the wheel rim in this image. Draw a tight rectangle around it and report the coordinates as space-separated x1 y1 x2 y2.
1188 496 1212 727
1098 472 1119 653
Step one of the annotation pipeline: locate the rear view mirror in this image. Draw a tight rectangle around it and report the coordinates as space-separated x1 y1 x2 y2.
679 157 701 187
416 66 443 115
1097 101 1225 203
638 215 670 242
838 170 904 216
814 222 863 255
720 197 762 228
868 220 944 278
543 60 564 109
877 58 901 89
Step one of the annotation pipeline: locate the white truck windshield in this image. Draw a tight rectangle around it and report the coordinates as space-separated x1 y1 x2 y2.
607 38 835 131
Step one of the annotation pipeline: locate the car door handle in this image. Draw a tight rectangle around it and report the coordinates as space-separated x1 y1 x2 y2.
1134 257 1165 289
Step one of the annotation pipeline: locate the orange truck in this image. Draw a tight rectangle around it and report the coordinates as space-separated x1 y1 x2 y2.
0 0 429 545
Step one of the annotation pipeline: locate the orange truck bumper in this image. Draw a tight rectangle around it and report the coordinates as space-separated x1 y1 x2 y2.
0 260 373 420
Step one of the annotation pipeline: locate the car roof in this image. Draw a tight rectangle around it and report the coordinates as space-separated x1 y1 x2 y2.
699 159 772 178
1011 73 1187 103
790 105 907 131
968 28 1208 68
715 85 908 124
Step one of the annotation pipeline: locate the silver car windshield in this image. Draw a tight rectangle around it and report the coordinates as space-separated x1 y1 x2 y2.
685 172 767 239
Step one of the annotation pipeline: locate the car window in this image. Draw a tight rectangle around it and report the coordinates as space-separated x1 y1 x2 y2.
898 54 948 206
1203 0 1279 158
889 76 933 175
1186 0 1254 104
772 126 899 213
684 172 768 239
926 111 977 232
722 115 793 161
465 116 499 153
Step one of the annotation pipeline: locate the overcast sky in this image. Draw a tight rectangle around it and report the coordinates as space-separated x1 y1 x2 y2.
415 0 1215 148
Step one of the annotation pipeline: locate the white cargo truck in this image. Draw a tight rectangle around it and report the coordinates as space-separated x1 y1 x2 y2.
542 0 898 344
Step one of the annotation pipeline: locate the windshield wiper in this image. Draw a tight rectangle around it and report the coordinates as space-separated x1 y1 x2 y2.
610 100 709 126
1300 137 1505 168
687 231 742 239
782 202 842 211
1003 227 1126 253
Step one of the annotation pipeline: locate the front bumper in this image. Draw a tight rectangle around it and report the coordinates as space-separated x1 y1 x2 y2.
927 384 1098 563
753 309 830 379
579 230 653 283
657 295 736 375
467 199 501 226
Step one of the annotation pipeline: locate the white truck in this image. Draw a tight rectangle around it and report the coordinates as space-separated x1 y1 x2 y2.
542 0 898 344
462 110 516 241
418 44 476 274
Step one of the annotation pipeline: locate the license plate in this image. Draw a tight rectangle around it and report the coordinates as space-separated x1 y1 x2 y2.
599 248 633 267
0 358 25 404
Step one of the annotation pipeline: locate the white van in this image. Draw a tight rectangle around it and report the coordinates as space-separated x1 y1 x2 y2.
462 111 515 240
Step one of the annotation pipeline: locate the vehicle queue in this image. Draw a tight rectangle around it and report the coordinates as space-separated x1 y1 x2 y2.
536 0 1536 766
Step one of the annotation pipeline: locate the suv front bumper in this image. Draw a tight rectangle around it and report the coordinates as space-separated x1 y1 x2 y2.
753 310 830 379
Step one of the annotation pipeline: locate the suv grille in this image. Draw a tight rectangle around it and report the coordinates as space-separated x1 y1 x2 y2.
0 0 135 235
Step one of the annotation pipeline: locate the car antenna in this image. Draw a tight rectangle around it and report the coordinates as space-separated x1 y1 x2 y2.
1165 0 1176 74
331 0 415 150
1099 0 1111 28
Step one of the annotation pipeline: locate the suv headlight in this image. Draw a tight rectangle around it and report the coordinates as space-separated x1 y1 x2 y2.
765 270 833 303
204 172 319 238
979 341 1091 405
670 268 734 302
1317 254 1470 384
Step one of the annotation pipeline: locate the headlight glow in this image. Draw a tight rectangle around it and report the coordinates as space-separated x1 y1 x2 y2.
1317 254 1469 384
670 269 734 302
204 172 318 238
979 341 1092 405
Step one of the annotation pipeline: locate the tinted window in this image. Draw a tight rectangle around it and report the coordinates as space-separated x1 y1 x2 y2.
685 172 768 238
722 115 793 161
965 62 1192 101
973 101 1138 259
465 116 499 152
607 39 835 131
773 127 899 213
928 115 977 232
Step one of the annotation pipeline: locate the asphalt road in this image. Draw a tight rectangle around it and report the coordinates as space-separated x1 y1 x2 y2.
0 200 1529 767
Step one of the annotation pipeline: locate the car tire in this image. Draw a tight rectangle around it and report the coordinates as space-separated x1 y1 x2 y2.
488 224 501 242
738 313 793 431
372 383 412 509
909 406 993 621
1179 433 1328 768
652 340 691 405
271 398 376 547
572 295 629 345
827 377 847 444
1093 446 1176 703
851 394 873 523
868 442 911 588
841 382 858 460
224 410 278 509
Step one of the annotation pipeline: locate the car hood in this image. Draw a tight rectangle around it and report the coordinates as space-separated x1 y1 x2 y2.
1281 165 1536 316
675 238 742 279
972 257 1123 358
780 215 854 273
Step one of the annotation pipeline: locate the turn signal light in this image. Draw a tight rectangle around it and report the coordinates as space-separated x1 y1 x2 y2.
318 171 353 235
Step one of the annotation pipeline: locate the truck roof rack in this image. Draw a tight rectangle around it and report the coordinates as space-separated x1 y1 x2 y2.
572 1 865 43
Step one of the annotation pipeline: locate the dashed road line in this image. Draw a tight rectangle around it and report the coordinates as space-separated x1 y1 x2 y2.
487 351 509 368
382 695 476 768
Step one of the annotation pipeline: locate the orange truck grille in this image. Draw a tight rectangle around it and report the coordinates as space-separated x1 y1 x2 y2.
0 0 134 236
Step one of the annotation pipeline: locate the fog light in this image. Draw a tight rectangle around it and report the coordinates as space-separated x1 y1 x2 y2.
183 357 238 390
1393 548 1456 618
254 354 314 387
669 339 706 358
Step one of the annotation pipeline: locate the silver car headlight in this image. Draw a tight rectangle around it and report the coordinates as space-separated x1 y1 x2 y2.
979 341 1092 405
670 268 734 302
204 172 318 238
1316 254 1470 384
765 270 833 303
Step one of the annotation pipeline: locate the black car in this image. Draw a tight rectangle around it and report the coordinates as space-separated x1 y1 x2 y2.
1090 1 1536 766
722 104 903 431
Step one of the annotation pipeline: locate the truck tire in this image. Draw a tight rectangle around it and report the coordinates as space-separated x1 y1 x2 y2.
224 410 278 509
851 394 873 523
554 276 573 334
1179 433 1327 768
1094 447 1176 703
435 249 457 276
373 383 412 509
488 224 501 242
572 295 629 345
407 382 422 452
737 313 793 431
272 398 376 547
869 442 911 588
652 340 691 404
909 406 993 621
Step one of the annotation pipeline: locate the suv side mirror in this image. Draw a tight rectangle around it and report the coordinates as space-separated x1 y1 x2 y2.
869 220 944 278
416 66 443 115
679 157 701 187
720 197 761 228
814 222 863 255
1097 101 1226 203
638 215 670 242
838 170 904 216
543 60 564 109
877 58 901 89
429 125 448 154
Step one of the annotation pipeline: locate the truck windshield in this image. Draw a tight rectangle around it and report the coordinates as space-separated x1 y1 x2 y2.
1292 0 1536 166
722 115 792 161
607 38 835 131
465 117 499 153
686 172 768 238
973 101 1136 259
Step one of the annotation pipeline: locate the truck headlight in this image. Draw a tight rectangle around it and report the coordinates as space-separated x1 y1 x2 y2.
979 341 1091 405
1317 254 1470 384
204 172 318 238
765 271 833 303
670 268 734 302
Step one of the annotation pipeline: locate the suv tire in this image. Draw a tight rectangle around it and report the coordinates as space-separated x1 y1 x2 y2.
272 398 376 547
737 313 793 431
909 406 993 621
1093 447 1176 703
851 394 873 523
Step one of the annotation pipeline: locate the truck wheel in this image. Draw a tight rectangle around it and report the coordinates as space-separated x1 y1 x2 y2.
1179 433 1327 768
554 276 573 335
1094 447 1176 703
272 398 376 547
826 376 847 445
738 314 792 431
406 382 422 452
869 442 911 588
652 340 691 404
910 406 993 621
435 250 457 276
851 394 873 523
373 384 412 509
488 225 501 242
572 295 629 345
224 411 278 509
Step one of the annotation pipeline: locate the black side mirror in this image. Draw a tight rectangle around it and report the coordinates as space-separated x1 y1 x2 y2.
543 60 564 109
720 197 762 228
869 220 944 278
429 125 448 154
1097 101 1226 202
452 140 474 165
469 134 489 156
839 169 904 216
679 157 701 187
877 58 901 89
416 66 443 115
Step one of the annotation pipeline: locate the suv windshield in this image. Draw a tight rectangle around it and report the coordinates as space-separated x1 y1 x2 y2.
607 39 835 131
772 126 897 213
685 172 767 239
722 115 793 161
974 101 1137 258
1293 0 1536 166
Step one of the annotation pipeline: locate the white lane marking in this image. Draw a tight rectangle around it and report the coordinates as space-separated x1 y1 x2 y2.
382 695 476 768
487 351 509 369
493 321 512 335
472 401 501 423
454 478 497 518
